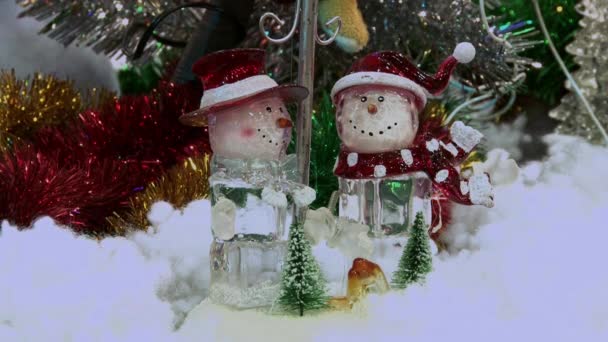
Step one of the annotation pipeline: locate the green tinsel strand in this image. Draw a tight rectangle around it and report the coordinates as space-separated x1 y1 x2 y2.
286 92 340 209
491 0 581 104
118 62 163 95
309 92 341 209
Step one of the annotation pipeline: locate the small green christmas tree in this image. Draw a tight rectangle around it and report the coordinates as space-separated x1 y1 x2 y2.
278 221 328 316
392 211 433 289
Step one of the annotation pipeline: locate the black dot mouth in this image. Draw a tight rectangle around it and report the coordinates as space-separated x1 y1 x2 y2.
254 128 287 146
350 121 398 136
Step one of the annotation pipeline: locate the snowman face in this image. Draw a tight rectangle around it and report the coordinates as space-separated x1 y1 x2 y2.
335 85 420 153
208 96 292 161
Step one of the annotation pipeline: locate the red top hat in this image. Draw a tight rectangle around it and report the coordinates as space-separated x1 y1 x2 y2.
331 42 476 110
180 49 308 127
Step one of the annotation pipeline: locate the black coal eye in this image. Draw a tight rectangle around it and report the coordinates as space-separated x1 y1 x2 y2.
361 96 367 103
266 107 272 112
378 96 384 102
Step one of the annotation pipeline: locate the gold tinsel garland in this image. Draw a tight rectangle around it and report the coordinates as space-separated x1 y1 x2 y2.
0 70 114 152
107 154 211 234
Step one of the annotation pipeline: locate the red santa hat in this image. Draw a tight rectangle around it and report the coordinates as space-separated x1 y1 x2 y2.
331 42 476 110
180 49 308 127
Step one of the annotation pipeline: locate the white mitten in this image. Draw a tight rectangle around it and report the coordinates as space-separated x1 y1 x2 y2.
450 121 483 153
468 173 494 208
292 186 317 208
211 197 237 240
303 207 337 245
261 186 288 208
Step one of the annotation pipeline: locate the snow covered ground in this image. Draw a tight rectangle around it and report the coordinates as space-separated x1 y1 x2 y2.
1 134 608 341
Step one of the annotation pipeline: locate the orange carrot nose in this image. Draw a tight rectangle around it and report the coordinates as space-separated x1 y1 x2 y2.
276 117 293 128
368 104 378 114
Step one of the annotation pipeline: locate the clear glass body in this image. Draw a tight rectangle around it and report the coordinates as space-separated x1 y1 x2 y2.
209 240 286 309
338 172 432 281
208 155 296 309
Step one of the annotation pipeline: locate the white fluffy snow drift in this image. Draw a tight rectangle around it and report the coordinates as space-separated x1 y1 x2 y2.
1 134 608 341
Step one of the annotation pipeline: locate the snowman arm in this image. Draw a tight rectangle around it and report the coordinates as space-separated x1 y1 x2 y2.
429 166 473 205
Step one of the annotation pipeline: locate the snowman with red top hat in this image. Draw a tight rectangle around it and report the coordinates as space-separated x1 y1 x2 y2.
330 43 493 261
181 49 316 309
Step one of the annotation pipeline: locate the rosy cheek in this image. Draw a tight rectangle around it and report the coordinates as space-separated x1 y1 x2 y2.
241 127 255 138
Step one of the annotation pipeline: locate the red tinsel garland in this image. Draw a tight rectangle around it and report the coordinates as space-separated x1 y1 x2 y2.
0 79 209 235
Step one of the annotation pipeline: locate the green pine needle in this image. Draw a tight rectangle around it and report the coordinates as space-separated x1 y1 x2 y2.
278 221 329 316
392 211 433 289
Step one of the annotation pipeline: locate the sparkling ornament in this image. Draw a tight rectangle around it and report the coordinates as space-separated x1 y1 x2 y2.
549 0 608 144
180 49 314 309
318 0 369 53
332 43 494 275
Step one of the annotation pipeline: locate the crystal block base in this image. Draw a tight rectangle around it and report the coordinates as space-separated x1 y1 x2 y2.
338 172 432 237
338 172 432 281
211 182 293 241
209 240 287 309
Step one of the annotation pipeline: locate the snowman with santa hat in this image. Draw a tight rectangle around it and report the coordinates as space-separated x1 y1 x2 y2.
181 49 316 309
328 42 494 273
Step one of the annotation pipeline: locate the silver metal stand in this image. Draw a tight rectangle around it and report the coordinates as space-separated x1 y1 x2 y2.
260 0 341 185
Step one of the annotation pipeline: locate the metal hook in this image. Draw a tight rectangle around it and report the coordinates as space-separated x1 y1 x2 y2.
259 0 301 44
315 16 342 45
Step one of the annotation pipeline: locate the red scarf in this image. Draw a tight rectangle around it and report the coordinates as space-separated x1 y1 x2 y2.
333 118 480 238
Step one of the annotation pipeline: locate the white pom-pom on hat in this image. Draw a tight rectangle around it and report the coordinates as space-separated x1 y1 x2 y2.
453 42 476 64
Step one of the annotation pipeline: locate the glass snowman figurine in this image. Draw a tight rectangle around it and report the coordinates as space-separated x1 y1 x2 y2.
180 49 315 309
331 43 494 276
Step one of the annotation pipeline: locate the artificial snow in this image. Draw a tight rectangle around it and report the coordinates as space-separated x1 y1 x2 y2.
208 282 281 310
1 134 608 341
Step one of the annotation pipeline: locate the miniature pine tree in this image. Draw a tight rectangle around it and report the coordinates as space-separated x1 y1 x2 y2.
278 221 328 316
392 211 433 289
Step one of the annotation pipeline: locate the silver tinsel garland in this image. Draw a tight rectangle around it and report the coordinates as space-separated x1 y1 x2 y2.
16 0 207 62
549 0 608 144
18 0 544 124
245 0 540 99
238 0 546 127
